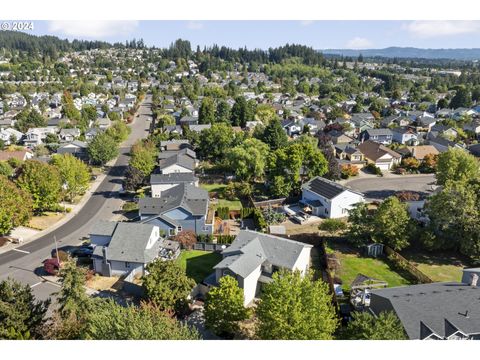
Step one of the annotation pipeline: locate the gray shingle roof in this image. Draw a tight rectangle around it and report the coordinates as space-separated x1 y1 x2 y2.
364 128 393 137
370 282 480 339
105 222 159 263
150 172 198 185
214 230 312 278
90 220 118 237
139 183 208 217
159 153 195 171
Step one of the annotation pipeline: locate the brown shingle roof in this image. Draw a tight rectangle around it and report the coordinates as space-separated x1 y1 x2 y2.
358 140 401 161
406 145 439 160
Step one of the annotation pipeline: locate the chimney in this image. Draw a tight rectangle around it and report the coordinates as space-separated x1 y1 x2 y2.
102 246 108 264
470 273 479 287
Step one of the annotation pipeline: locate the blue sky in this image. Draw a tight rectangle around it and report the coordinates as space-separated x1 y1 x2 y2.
28 21 480 49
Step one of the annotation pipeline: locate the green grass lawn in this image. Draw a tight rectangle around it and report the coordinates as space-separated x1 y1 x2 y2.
199 183 242 210
326 242 412 290
177 250 222 283
402 251 465 283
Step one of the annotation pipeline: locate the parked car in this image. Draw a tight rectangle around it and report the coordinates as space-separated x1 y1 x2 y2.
71 246 94 258
43 258 61 275
0 235 23 245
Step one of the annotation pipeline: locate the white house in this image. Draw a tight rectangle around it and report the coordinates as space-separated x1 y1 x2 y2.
150 172 199 198
90 221 161 277
213 230 313 306
159 153 196 174
0 127 23 144
301 176 365 218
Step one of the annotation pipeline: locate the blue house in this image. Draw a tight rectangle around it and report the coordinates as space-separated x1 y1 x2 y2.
138 183 214 237
359 128 393 145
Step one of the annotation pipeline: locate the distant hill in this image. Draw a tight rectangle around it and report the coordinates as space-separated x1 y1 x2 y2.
322 47 480 60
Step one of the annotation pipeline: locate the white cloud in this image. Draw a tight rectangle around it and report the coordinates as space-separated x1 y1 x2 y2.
345 37 373 49
299 20 315 27
48 20 139 38
186 21 204 30
404 21 480 38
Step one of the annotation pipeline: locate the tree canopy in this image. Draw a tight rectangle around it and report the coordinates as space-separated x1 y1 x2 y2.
204 275 250 337
256 270 338 340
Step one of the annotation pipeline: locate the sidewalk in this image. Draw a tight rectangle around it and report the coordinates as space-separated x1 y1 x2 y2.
0 171 108 255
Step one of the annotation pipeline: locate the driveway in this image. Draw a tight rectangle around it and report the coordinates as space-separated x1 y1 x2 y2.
344 174 436 201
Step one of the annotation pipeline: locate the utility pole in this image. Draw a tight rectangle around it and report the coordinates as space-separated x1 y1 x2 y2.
54 235 60 265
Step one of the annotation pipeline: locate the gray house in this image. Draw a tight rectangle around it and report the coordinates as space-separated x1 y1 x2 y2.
90 221 161 277
138 183 213 236
368 268 480 340
56 140 88 160
359 128 393 145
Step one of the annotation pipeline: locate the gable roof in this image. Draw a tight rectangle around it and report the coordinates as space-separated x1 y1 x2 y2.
103 222 159 263
302 176 363 200
138 183 208 217
159 153 195 171
370 282 480 339
214 230 312 278
150 172 198 185
363 128 393 137
358 140 401 161
406 145 439 160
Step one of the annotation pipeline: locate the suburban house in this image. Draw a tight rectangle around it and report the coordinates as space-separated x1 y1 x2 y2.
391 127 419 145
213 230 313 306
56 140 88 159
368 268 480 340
301 176 365 218
334 144 365 169
138 183 213 236
24 127 56 147
0 149 34 162
357 140 402 170
159 153 196 174
406 145 439 161
0 127 23 145
360 128 393 145
150 172 199 198
59 128 81 143
90 221 161 277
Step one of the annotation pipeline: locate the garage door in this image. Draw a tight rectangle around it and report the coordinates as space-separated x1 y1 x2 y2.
376 162 390 171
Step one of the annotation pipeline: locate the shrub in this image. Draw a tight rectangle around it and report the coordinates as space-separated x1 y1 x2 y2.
216 207 230 220
340 164 359 179
365 163 383 176
318 219 347 235
240 207 255 219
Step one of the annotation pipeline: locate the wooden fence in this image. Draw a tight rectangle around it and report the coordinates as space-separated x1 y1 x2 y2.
384 245 433 284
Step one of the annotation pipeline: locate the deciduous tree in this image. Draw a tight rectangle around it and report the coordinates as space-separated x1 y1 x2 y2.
204 276 250 337
0 175 32 234
256 270 338 340
50 154 90 201
142 260 195 312
344 311 407 340
87 132 119 166
16 160 62 213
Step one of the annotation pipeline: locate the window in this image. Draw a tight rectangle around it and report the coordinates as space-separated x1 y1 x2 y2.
325 208 329 214
169 228 176 236
125 262 131 269
177 226 182 232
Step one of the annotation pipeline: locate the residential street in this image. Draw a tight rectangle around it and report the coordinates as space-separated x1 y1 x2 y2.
0 94 153 301
344 174 437 201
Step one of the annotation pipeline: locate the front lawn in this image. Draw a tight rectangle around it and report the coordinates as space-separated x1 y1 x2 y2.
176 250 222 283
326 241 412 290
200 183 242 210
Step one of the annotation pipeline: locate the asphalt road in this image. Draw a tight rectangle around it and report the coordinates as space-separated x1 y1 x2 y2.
344 174 437 201
0 94 153 301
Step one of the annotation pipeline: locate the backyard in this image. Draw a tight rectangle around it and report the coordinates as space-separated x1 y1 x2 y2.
401 250 465 283
200 183 242 210
177 250 222 283
326 241 413 290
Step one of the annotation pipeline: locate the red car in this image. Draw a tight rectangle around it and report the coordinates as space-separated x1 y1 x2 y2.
43 258 61 275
